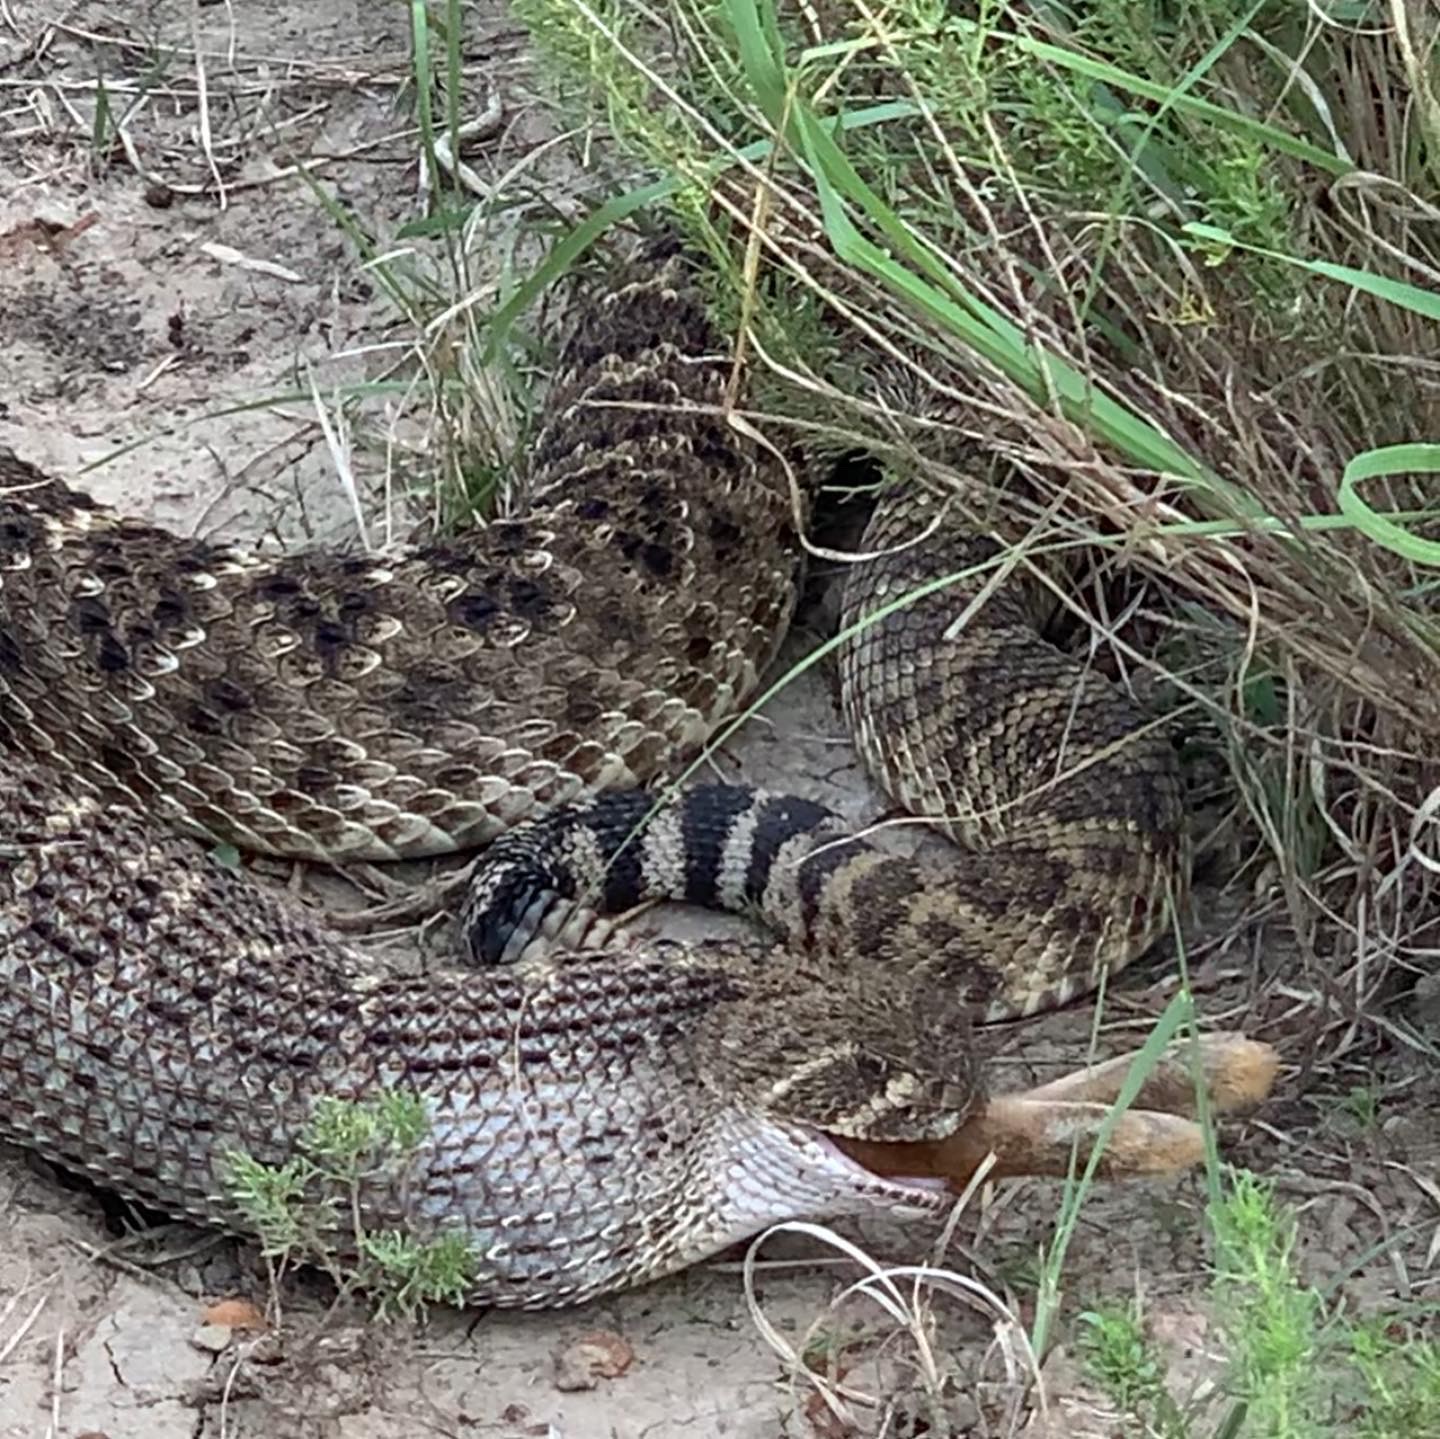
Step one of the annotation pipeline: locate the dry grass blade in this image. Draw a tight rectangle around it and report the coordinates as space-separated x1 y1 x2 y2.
742 1217 1043 1434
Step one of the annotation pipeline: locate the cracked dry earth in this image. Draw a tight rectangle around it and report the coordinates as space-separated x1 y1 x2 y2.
0 3 1436 1437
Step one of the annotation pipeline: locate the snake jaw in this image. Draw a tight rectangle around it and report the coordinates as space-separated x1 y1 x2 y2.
811 1133 954 1205
710 1114 954 1247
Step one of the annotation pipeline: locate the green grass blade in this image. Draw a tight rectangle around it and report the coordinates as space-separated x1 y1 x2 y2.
726 0 1246 493
478 177 674 364
1184 223 1440 322
1030 990 1194 1357
966 22 1354 176
475 98 929 363
1338 444 1440 566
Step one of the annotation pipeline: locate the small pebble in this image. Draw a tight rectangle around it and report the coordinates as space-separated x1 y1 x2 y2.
1413 971 1440 1035
190 1323 233 1354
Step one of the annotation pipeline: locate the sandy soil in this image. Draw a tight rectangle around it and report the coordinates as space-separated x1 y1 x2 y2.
1 3 1435 1437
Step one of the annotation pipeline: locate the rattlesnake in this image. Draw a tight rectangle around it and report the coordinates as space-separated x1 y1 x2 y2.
0 235 1188 1306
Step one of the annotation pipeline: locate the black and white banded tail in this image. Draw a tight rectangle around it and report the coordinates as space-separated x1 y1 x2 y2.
460 784 872 966
458 775 1180 1025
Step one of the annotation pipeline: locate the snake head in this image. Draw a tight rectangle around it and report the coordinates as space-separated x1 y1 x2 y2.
728 964 986 1144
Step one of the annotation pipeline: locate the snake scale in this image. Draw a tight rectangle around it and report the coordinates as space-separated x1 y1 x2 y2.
0 236 1186 1308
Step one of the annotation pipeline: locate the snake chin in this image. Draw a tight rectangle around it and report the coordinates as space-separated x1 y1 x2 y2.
725 1118 955 1236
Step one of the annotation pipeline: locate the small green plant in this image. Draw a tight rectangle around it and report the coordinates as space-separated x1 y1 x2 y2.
1210 1169 1324 1434
1350 1318 1440 1438
1068 1167 1439 1438
222 1091 476 1322
304 1090 431 1178
359 1230 478 1321
222 1151 313 1259
1077 1299 1167 1415
993 1248 1047 1296
797 1321 853 1375
1336 1084 1381 1130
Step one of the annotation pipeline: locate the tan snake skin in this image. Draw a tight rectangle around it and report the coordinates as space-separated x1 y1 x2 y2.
0 236 1188 1306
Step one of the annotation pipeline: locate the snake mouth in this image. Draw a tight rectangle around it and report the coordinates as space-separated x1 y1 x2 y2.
813 1131 953 1209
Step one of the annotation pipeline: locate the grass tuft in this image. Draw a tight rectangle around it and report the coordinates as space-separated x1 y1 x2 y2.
223 1092 475 1324
1072 1169 1440 1437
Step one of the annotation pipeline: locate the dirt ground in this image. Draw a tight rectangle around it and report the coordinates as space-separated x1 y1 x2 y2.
0 3 1435 1437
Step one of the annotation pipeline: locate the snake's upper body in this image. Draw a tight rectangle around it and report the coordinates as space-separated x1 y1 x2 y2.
0 238 1187 1308
0 262 798 863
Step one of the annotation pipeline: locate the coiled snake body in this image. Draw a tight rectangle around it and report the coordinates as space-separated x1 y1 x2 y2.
0 239 1186 1307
